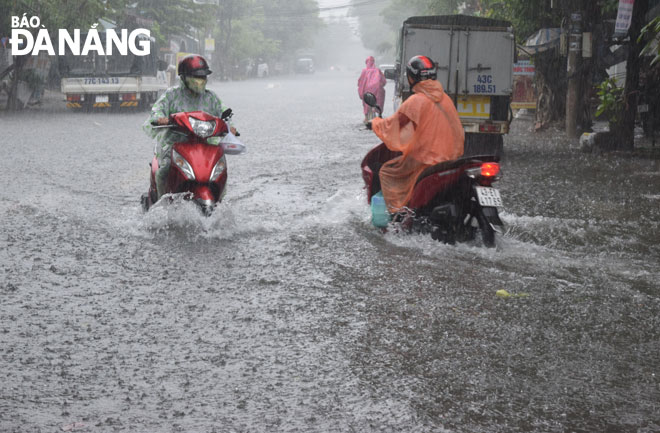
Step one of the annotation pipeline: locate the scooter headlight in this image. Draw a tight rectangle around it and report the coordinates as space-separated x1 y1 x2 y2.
189 116 216 138
172 149 195 180
209 155 226 182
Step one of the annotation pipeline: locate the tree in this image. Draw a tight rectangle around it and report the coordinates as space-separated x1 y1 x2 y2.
349 0 396 57
640 16 660 65
123 0 216 45
619 0 650 150
211 0 320 78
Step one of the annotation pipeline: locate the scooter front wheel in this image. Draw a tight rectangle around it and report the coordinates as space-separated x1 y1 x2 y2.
195 199 215 217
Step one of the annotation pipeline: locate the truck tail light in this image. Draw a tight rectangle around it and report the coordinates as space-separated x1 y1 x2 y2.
67 94 83 102
119 93 137 101
479 123 501 133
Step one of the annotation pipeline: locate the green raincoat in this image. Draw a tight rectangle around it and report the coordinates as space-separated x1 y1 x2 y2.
143 82 233 197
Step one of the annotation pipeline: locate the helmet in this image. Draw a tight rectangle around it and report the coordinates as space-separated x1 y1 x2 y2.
178 54 212 77
406 55 437 87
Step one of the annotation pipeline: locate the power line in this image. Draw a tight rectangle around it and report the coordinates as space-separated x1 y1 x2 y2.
318 0 387 11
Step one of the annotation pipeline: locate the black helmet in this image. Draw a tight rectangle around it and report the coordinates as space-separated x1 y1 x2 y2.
178 54 212 77
406 55 437 87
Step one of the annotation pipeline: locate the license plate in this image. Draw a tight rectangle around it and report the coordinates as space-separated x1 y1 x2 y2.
638 104 649 113
475 186 503 207
95 95 109 103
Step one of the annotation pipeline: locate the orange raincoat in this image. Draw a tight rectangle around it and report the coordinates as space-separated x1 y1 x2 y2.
371 79 464 211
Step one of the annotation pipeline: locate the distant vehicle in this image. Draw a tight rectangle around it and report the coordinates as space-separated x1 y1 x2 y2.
379 64 395 75
295 58 315 74
58 31 168 110
257 63 269 78
388 15 515 157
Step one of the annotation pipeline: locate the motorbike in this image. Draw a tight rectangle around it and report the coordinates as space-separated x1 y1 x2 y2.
360 92 505 247
141 109 245 216
365 106 379 122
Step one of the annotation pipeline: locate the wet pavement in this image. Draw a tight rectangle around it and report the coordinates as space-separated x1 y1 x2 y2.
1 72 659 432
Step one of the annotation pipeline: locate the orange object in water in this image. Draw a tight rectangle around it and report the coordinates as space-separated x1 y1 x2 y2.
371 79 464 212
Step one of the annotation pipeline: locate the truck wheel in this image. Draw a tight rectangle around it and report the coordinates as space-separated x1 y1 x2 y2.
139 93 152 111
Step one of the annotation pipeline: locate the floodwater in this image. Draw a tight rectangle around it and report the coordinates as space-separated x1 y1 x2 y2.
1 72 658 432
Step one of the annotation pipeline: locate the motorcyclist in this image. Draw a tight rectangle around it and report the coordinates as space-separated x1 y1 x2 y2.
358 55 387 122
143 54 237 200
367 55 464 213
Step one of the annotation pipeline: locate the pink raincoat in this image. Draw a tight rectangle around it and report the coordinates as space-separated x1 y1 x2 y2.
357 56 386 115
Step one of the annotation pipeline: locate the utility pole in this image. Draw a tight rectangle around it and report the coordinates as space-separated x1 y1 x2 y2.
565 11 583 138
620 0 650 150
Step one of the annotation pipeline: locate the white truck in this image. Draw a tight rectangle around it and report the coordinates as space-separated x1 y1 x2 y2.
59 32 168 110
385 15 515 157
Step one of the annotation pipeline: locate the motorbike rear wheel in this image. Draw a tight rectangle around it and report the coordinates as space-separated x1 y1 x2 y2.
475 207 496 248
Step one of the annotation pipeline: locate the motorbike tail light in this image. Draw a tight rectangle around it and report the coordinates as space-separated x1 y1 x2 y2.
67 94 82 101
481 163 500 177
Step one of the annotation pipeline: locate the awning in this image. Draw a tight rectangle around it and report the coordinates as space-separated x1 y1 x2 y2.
522 28 562 54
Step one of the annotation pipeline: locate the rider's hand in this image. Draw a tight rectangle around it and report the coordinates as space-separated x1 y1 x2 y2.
230 126 237 135
157 117 170 126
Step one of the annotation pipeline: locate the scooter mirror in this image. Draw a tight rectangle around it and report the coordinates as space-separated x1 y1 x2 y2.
362 92 382 117
363 92 378 107
221 108 233 120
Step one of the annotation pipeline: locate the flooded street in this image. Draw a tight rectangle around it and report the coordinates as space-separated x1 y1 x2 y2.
1 72 659 432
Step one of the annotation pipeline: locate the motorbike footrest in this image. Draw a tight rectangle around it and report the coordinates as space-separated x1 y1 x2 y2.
430 204 457 224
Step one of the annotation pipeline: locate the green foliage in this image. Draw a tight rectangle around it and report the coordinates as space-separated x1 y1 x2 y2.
126 0 215 44
349 0 396 55
639 16 660 65
600 0 620 15
380 0 431 30
216 0 320 65
226 14 280 63
595 77 625 124
371 0 618 44
478 0 556 40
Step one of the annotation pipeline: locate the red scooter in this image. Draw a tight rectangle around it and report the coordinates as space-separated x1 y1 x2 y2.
141 110 245 215
361 93 505 247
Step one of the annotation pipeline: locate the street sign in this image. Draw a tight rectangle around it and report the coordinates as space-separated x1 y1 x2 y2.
615 0 635 36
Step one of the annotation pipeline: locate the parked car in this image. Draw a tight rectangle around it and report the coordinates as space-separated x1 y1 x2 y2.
379 64 395 75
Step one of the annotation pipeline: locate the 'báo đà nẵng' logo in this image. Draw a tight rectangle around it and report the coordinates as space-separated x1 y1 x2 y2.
9 14 151 56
